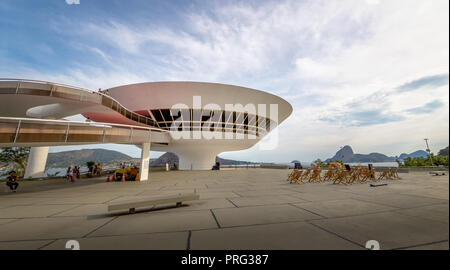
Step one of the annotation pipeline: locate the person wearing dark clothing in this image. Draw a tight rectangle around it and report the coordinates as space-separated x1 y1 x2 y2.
294 162 303 169
212 162 220 170
73 166 77 178
66 166 72 180
6 171 19 192
368 164 374 178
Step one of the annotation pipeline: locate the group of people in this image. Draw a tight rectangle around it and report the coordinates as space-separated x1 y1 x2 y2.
66 163 103 181
88 163 102 177
3 163 104 193
66 166 81 182
113 163 139 181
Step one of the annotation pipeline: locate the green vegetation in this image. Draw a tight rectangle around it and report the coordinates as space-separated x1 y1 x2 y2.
438 146 449 156
86 161 95 168
312 159 326 167
402 154 449 167
0 147 30 176
327 160 343 166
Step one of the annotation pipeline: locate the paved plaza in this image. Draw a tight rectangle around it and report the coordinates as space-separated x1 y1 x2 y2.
0 169 448 250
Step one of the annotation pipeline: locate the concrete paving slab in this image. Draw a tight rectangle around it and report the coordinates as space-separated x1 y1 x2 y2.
354 193 448 209
152 198 236 212
0 204 79 218
287 190 357 202
0 196 58 206
0 219 17 225
212 204 321 228
229 194 308 207
0 216 114 241
398 188 450 200
0 240 53 250
293 198 396 218
311 211 449 249
190 221 362 250
43 231 188 250
90 210 218 237
393 203 449 224
38 195 121 204
234 189 300 197
339 184 400 196
52 204 108 217
402 241 449 250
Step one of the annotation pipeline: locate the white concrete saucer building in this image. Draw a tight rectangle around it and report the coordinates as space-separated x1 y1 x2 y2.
0 79 292 179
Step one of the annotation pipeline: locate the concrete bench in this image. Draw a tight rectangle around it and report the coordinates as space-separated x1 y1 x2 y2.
108 192 200 214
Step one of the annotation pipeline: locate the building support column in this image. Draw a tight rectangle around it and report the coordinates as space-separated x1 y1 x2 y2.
24 146 49 178
139 143 150 181
176 150 218 170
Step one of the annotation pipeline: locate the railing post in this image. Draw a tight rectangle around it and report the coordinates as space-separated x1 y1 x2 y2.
13 120 21 143
129 127 133 143
15 81 21 94
102 126 106 143
64 123 70 143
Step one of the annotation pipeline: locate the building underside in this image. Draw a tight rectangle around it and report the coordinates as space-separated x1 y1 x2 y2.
0 79 292 179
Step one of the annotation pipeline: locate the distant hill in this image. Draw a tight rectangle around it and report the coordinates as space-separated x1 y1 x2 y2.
216 156 258 166
46 149 256 168
150 152 177 166
325 145 396 163
326 145 355 162
351 153 396 162
438 146 449 156
46 149 139 168
150 152 258 167
398 150 429 160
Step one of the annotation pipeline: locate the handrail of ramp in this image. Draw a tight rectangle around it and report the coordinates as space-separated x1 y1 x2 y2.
0 116 169 146
0 78 157 127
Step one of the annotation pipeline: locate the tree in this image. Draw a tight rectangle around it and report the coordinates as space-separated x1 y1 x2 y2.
402 155 449 167
432 155 449 166
438 146 449 156
86 161 95 168
0 147 30 175
312 158 325 167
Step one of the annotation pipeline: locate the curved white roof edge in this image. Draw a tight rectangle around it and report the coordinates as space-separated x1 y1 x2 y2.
106 81 293 123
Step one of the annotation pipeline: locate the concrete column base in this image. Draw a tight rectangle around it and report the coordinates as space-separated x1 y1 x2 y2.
24 146 49 178
139 143 150 181
176 150 218 170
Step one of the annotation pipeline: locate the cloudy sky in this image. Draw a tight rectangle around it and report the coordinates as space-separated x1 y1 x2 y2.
1 0 448 162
